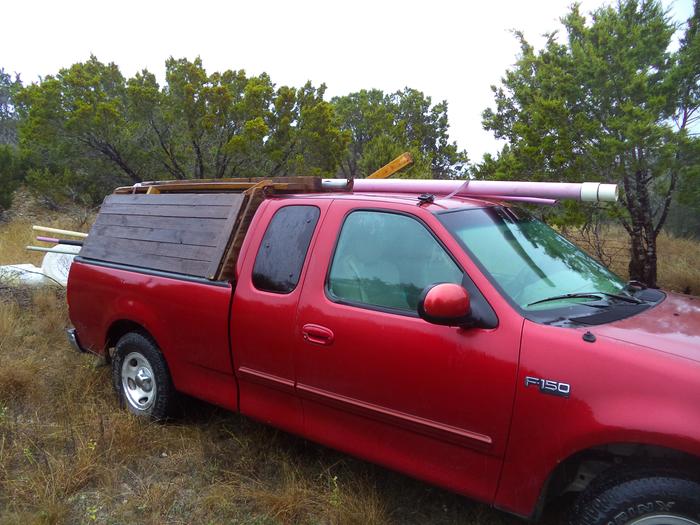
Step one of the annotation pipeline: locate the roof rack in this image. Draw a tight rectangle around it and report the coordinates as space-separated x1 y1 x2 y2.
115 148 617 205
115 176 617 205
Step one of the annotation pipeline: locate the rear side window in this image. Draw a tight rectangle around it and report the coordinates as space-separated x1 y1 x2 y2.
252 205 320 293
327 211 463 312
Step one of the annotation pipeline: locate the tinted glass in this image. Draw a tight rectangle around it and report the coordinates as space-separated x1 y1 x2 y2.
328 211 463 311
439 207 626 310
253 205 320 293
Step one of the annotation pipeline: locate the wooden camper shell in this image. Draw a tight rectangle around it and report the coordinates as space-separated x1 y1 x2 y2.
81 177 351 282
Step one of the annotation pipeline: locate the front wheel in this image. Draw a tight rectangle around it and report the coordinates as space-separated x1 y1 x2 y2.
570 474 700 525
112 332 174 420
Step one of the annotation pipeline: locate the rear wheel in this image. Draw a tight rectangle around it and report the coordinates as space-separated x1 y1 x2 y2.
112 332 174 420
570 473 700 525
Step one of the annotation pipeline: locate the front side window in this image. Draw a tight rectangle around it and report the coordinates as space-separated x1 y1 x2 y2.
327 211 463 312
253 205 320 293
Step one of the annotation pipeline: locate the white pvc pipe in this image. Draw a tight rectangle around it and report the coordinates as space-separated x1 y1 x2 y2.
326 179 618 203
322 179 350 190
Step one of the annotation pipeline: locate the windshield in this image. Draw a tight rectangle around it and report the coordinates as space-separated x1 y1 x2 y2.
438 207 627 311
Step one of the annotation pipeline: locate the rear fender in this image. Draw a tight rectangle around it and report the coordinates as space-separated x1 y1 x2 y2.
103 299 174 358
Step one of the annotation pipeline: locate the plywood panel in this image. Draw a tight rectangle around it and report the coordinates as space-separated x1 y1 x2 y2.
94 214 223 234
98 203 232 219
81 193 245 278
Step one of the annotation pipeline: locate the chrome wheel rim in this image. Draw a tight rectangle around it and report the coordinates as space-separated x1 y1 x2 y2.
628 515 699 525
121 352 156 412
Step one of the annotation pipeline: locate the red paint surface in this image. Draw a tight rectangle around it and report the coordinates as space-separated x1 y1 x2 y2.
423 283 471 318
67 192 700 519
67 261 238 412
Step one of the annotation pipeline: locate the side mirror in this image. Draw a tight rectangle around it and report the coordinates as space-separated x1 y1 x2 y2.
418 283 471 327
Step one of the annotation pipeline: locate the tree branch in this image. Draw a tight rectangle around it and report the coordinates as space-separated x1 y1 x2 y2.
654 169 678 237
149 118 186 179
80 134 141 183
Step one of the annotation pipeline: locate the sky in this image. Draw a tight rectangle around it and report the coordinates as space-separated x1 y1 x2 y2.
1 0 694 162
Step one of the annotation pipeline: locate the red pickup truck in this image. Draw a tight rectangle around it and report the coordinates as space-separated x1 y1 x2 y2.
66 180 700 525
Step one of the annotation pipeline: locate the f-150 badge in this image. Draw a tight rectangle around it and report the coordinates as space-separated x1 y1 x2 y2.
525 376 571 398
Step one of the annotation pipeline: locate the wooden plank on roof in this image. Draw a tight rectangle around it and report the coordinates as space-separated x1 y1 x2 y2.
367 152 414 179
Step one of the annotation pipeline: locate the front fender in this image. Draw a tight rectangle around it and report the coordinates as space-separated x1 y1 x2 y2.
494 320 700 517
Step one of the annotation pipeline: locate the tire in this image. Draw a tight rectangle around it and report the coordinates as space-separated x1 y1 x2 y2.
111 332 174 420
570 473 700 525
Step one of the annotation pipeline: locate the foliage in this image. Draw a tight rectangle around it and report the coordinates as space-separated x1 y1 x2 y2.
131 58 349 180
674 1 700 220
479 0 700 286
15 56 470 206
0 69 23 211
668 135 700 237
0 68 22 146
332 88 468 179
15 57 140 206
0 145 23 210
11 52 474 209
15 56 351 205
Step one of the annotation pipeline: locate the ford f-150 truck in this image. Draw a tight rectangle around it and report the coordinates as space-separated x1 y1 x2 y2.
66 177 700 525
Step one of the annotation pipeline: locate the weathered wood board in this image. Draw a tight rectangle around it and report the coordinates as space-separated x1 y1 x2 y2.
81 193 245 279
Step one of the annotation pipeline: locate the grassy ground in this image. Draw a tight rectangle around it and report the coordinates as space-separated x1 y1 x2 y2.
564 226 700 295
0 212 697 524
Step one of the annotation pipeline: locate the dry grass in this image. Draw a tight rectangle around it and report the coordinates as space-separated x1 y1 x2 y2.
0 209 697 524
656 232 700 295
563 225 700 295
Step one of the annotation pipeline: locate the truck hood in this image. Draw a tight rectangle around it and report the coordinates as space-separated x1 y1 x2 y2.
594 292 700 362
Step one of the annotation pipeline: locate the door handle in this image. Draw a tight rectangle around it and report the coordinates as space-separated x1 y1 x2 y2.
302 324 335 346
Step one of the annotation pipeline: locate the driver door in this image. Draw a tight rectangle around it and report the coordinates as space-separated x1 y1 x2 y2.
294 200 523 502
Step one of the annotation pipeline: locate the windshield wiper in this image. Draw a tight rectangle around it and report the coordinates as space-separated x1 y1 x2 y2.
527 293 608 307
596 291 644 304
527 291 644 307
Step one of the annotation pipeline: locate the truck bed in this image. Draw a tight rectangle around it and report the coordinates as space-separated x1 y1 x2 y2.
67 259 238 411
